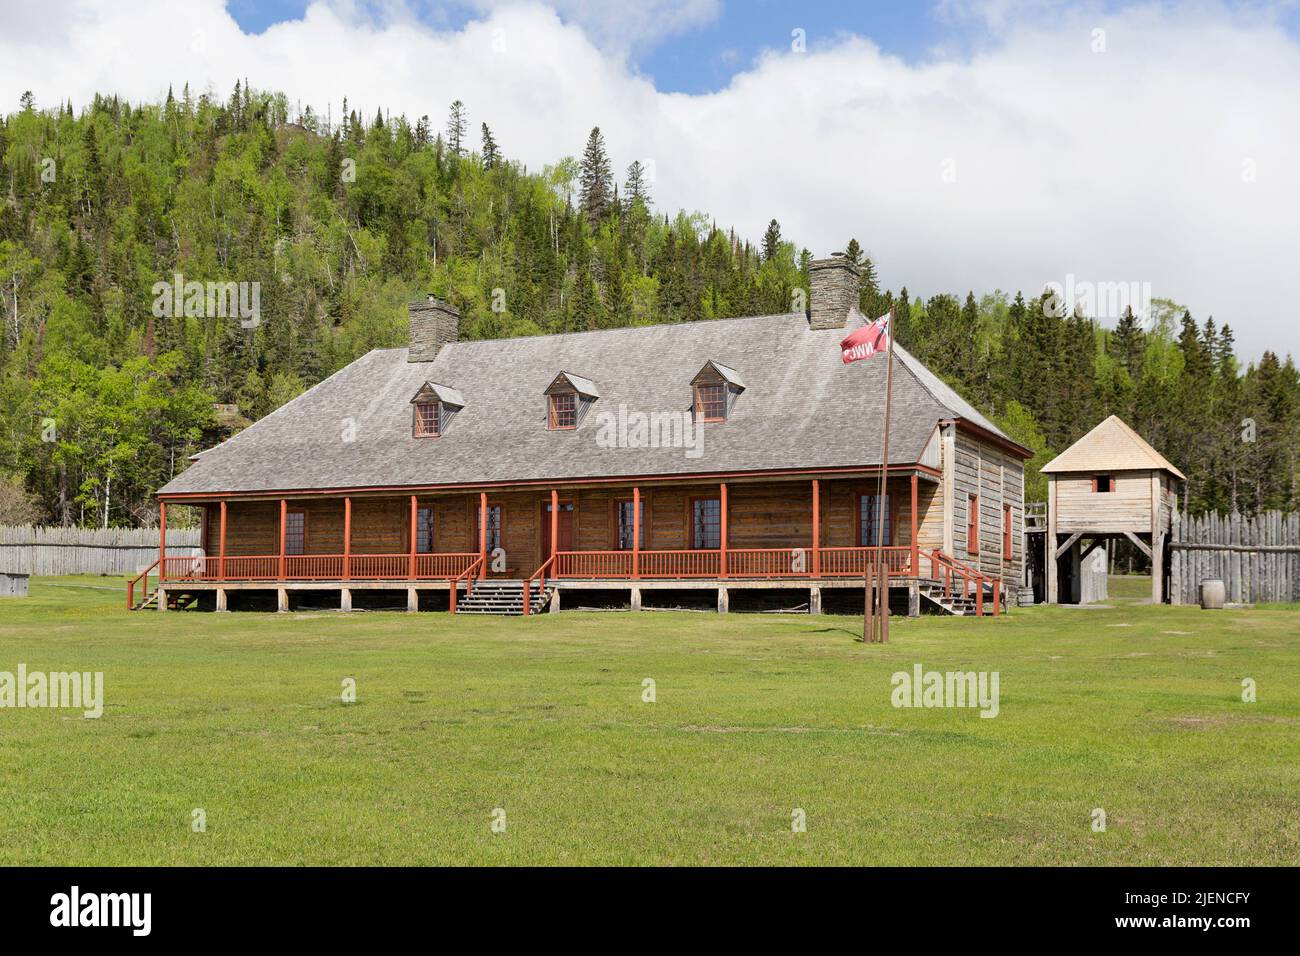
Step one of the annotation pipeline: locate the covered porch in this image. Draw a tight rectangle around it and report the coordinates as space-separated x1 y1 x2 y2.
138 469 1002 615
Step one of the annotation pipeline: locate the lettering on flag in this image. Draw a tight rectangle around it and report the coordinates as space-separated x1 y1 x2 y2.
840 312 891 363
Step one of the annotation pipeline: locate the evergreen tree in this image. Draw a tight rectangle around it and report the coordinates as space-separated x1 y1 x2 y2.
480 123 500 169
761 219 781 262
1109 305 1145 380
623 160 651 209
446 100 467 155
578 127 613 227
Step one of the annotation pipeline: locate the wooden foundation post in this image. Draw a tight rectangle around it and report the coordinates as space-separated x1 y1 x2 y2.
632 486 641 580
409 495 418 579
719 482 728 579
550 488 559 562
343 497 352 581
910 473 919 576
158 501 167 582
478 492 488 579
278 499 287 580
811 479 820 578
1046 475 1059 604
218 500 227 581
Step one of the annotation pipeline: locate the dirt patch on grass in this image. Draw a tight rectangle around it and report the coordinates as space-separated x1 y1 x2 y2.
1169 715 1229 729
679 724 904 737
1167 713 1299 730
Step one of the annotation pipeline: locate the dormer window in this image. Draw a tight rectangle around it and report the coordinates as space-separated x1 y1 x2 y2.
550 392 577 429
691 360 745 423
409 382 465 438
544 372 599 431
414 401 441 437
695 383 727 422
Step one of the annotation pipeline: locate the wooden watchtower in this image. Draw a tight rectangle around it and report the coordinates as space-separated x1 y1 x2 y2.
1040 416 1184 604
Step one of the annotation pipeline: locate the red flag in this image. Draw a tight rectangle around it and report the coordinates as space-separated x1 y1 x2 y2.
840 313 891 363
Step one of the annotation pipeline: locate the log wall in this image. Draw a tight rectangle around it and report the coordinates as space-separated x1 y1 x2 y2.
1170 510 1300 605
0 525 201 575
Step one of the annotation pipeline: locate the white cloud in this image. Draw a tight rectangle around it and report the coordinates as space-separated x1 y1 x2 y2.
464 0 723 53
1 0 1297 360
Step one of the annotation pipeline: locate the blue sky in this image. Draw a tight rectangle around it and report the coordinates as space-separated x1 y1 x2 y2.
7 0 1298 358
222 1 994 92
224 0 1300 94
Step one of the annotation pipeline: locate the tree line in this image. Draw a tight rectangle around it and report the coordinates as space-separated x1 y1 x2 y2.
0 85 1295 527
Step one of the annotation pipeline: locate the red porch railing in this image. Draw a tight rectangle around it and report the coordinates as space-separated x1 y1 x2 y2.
815 546 915 577
638 549 722 578
127 559 160 610
415 552 480 578
553 550 633 578
929 549 1002 616
155 552 482 583
522 555 555 617
220 556 280 580
549 546 927 580
449 555 485 614
286 555 345 580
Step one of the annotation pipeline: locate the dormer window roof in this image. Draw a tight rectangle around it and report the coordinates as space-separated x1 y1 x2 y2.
546 371 600 399
697 360 746 390
544 371 598 430
691 360 745 422
409 382 464 438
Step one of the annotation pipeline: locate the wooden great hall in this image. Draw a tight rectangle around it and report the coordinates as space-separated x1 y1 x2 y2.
137 257 1031 616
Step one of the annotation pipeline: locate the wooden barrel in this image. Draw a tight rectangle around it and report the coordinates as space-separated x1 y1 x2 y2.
1199 579 1226 610
1017 586 1036 607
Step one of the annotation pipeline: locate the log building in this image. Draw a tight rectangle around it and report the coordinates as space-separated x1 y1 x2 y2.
1039 415 1184 604
137 257 1033 616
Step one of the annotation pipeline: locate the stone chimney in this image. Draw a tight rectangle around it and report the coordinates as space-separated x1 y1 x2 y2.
407 295 459 362
807 255 861 330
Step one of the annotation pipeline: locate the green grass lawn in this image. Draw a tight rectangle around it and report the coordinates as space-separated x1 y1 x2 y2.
1 575 1298 866
1107 573 1154 601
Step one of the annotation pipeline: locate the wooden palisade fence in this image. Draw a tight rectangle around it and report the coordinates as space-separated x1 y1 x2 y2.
0 525 201 576
1170 511 1300 605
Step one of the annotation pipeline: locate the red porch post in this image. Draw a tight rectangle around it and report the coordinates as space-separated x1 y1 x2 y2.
278 498 287 580
218 500 227 581
478 491 488 579
408 495 418 579
550 489 559 563
343 497 352 581
910 474 919 577
632 486 641 580
719 482 728 579
811 479 820 578
158 501 167 581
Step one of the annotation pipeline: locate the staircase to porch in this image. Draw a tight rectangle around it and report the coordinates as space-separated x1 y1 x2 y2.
454 579 552 615
918 580 984 616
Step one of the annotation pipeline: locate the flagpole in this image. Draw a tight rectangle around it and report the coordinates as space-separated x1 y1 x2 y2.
872 306 896 643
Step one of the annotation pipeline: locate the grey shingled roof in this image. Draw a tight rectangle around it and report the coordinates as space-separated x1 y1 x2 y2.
161 311 1027 496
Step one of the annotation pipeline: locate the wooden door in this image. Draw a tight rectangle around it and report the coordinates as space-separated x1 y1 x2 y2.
542 502 574 562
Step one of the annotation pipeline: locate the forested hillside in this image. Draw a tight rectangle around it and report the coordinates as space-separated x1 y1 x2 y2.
1 85 1296 528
